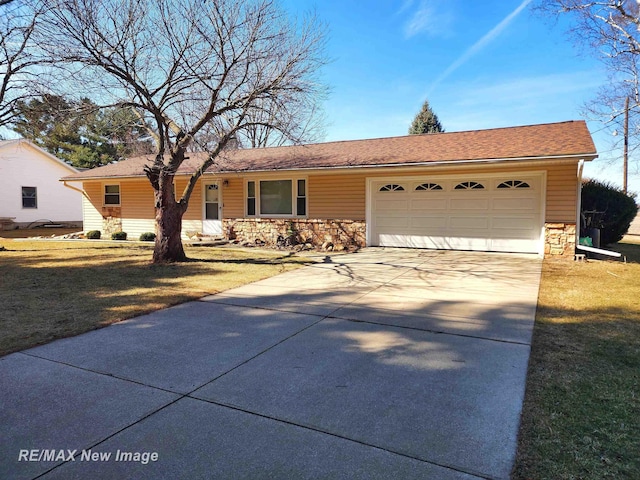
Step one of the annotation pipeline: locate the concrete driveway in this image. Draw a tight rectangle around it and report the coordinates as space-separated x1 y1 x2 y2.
1 248 542 480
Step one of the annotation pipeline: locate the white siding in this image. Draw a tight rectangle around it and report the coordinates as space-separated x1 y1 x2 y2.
0 140 82 223
82 195 102 232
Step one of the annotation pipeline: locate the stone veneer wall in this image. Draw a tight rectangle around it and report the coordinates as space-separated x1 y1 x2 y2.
103 217 123 236
226 219 575 256
224 218 366 250
101 207 123 236
544 223 576 256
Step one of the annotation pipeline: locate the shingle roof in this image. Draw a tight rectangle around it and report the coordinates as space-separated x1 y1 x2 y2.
62 120 597 181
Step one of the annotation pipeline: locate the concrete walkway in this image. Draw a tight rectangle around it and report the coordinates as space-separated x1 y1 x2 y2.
0 248 542 480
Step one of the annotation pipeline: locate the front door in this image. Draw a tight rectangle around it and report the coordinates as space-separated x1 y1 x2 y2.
203 182 222 236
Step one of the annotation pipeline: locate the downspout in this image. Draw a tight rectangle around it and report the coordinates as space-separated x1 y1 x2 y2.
575 160 585 250
62 180 91 201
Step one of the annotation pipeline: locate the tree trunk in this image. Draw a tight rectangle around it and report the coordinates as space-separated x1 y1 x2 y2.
152 173 188 263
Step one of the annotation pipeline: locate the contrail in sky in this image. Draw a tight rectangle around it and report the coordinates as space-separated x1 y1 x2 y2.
428 0 533 94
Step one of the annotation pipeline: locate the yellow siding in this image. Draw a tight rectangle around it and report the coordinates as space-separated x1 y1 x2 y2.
309 173 367 219
545 163 578 223
82 182 103 232
175 177 202 221
307 162 579 223
120 180 154 219
82 178 203 238
223 178 244 218
80 161 581 235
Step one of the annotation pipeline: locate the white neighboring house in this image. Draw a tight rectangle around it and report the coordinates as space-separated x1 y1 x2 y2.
0 139 82 229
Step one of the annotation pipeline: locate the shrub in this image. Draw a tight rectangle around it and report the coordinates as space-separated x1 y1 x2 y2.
581 179 638 246
111 231 127 241
139 232 156 242
86 230 101 239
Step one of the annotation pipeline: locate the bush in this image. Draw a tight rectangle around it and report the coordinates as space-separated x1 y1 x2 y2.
139 232 156 242
111 231 127 241
86 230 101 239
581 179 638 246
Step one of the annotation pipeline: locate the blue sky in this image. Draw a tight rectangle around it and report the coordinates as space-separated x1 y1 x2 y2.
283 0 639 195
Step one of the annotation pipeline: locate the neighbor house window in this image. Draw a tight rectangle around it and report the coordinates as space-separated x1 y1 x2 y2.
104 184 120 205
22 187 37 208
246 178 306 217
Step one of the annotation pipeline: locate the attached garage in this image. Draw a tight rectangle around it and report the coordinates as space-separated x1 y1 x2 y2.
369 173 544 254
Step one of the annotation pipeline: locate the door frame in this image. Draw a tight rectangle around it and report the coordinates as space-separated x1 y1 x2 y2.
202 180 223 235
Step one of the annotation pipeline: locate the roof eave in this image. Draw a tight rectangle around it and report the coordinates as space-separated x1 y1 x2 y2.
211 152 599 175
61 152 598 181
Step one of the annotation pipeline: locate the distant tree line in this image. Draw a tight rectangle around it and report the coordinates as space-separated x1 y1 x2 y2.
12 95 154 168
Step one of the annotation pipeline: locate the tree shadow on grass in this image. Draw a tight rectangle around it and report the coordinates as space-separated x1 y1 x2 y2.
0 249 302 356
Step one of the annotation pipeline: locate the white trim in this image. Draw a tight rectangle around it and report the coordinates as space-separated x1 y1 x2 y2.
244 176 308 219
576 160 585 247
539 170 548 257
202 180 223 235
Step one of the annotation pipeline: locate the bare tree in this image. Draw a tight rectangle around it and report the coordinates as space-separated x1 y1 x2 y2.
37 0 327 262
539 0 640 184
0 0 43 131
238 96 326 148
539 1 640 56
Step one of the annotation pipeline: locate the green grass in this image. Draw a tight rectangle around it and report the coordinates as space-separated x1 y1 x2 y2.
0 239 307 356
513 237 640 479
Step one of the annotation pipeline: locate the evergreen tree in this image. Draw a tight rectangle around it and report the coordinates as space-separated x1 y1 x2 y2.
408 100 444 134
12 95 153 168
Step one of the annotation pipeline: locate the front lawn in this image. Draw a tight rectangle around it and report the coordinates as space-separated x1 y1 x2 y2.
513 237 640 479
0 239 307 356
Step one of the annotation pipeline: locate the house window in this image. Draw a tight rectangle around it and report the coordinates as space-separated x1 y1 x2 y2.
22 187 37 208
379 184 405 192
497 180 531 189
415 183 443 191
104 184 121 205
454 181 485 190
260 180 292 215
247 181 256 216
246 179 306 217
297 179 306 216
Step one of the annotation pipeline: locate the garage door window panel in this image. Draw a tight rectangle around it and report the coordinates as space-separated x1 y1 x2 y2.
454 181 485 190
379 184 405 192
497 180 530 189
415 183 443 191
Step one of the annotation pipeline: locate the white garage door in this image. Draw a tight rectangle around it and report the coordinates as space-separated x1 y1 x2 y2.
369 174 544 253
